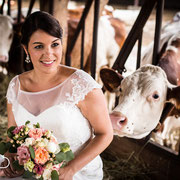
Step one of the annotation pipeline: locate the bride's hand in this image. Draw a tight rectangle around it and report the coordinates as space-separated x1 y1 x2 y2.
59 165 75 180
0 170 5 176
1 152 24 178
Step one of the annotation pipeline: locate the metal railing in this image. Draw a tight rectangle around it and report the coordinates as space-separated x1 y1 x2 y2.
112 0 164 73
65 0 100 79
0 0 35 21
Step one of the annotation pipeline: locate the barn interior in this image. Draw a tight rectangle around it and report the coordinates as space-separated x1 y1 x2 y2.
0 0 180 179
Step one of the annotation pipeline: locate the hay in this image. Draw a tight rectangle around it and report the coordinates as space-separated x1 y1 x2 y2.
0 72 14 141
0 115 7 141
0 72 14 116
101 151 157 180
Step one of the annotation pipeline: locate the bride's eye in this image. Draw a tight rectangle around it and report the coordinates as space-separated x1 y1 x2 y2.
34 45 43 49
52 43 59 47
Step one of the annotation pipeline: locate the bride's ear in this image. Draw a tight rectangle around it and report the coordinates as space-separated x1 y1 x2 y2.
22 45 28 55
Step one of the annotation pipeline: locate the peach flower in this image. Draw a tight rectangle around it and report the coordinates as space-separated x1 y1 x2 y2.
28 128 43 140
35 147 49 165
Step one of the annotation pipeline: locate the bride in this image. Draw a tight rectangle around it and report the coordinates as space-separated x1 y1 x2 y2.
1 11 113 180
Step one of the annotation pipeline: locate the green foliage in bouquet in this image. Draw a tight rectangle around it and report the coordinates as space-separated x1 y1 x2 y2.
0 121 74 180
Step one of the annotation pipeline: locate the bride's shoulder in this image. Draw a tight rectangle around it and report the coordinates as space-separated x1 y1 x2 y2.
59 65 77 78
60 65 89 76
8 71 31 87
18 70 32 82
18 70 33 90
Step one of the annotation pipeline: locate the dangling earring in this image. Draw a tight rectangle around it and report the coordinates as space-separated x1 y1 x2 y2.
25 54 31 63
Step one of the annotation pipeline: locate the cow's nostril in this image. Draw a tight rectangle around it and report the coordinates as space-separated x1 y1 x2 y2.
118 117 127 125
110 112 128 130
0 55 8 62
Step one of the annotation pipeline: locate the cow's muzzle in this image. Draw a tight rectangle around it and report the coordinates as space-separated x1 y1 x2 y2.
110 111 127 131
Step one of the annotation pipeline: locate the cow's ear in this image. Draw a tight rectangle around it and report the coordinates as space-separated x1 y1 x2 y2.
100 68 123 92
167 86 180 109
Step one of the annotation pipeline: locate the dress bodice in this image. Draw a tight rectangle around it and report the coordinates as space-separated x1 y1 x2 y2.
6 68 103 180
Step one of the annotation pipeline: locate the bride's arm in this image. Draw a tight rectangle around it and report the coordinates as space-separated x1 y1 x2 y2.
7 103 17 129
59 88 113 179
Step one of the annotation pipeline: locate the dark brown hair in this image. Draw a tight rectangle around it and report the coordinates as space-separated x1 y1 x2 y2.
21 11 63 46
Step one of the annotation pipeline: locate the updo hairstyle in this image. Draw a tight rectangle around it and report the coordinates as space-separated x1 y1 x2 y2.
21 11 63 47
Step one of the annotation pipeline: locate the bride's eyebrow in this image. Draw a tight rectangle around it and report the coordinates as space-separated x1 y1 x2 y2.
52 39 60 43
33 42 43 44
32 39 60 45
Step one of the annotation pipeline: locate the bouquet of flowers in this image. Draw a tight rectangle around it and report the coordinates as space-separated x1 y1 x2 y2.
0 121 74 180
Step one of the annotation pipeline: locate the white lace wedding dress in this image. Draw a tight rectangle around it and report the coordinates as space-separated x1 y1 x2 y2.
5 68 103 180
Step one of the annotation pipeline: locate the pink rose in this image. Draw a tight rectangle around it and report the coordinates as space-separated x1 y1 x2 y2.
50 135 58 144
43 129 48 135
12 125 24 134
17 146 30 165
33 164 44 175
52 162 63 171
28 128 43 140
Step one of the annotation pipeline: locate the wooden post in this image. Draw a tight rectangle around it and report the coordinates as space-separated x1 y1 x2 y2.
39 0 51 13
53 0 69 65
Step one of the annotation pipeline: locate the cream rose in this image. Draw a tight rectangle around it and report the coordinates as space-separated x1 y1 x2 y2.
46 142 59 154
42 168 52 180
23 137 35 146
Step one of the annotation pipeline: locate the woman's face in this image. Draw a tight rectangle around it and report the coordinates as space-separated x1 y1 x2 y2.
26 29 62 74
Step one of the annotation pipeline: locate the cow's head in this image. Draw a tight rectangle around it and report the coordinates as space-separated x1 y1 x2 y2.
0 15 14 63
100 64 180 139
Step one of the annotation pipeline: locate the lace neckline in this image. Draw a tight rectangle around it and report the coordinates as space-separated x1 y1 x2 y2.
17 69 78 95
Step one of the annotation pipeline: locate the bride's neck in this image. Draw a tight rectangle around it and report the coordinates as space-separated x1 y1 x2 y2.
31 67 61 85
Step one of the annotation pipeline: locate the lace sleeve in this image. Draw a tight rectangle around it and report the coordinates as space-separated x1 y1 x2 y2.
6 75 18 104
66 70 102 105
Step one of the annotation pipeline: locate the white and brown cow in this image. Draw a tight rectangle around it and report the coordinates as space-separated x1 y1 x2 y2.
141 12 180 86
0 15 14 75
151 109 180 152
142 32 180 86
67 5 126 78
139 13 180 147
100 64 180 139
158 34 180 86
0 15 13 64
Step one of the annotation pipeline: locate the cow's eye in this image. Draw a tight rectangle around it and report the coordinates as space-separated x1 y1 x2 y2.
152 93 159 99
119 88 122 92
